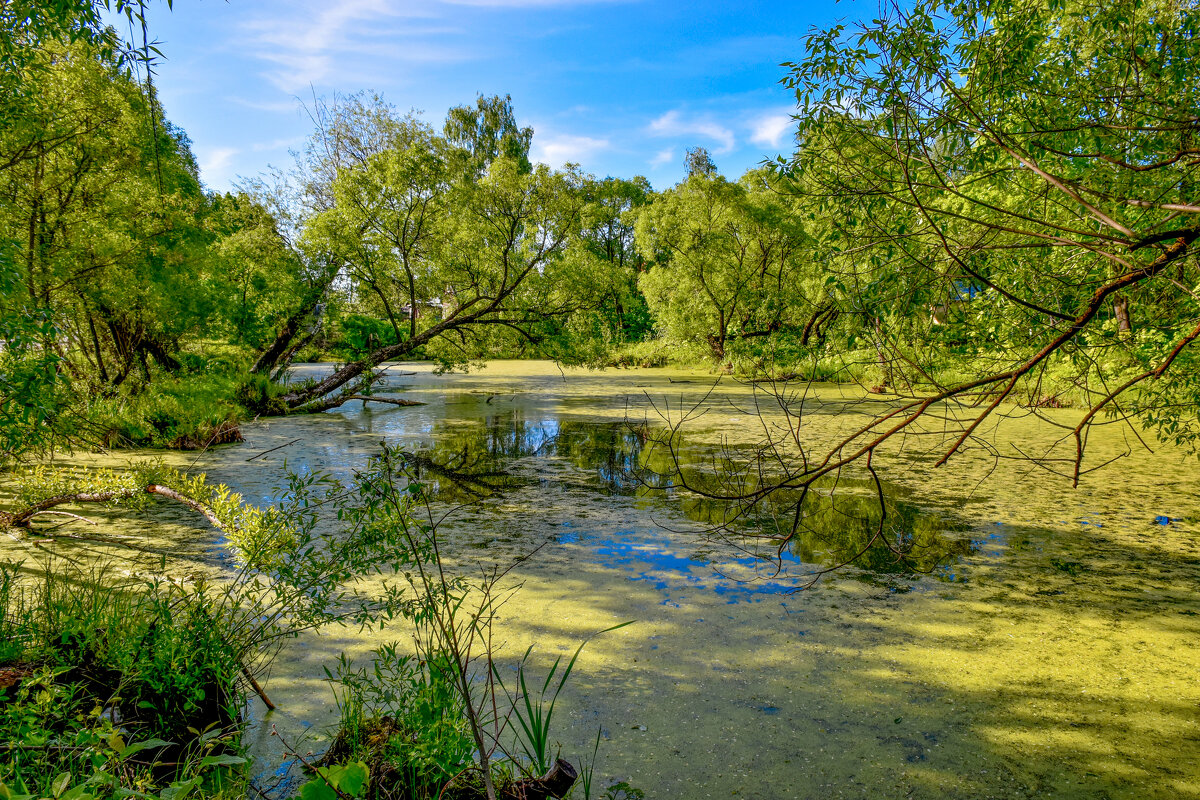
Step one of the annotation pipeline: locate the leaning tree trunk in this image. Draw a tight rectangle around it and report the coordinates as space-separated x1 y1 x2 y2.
280 336 424 409
279 302 493 410
139 335 183 372
252 296 324 376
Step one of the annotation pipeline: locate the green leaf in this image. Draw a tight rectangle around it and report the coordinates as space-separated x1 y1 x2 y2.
120 738 172 759
328 762 369 797
59 785 94 800
159 777 200 800
298 778 338 800
199 754 247 769
0 780 34 800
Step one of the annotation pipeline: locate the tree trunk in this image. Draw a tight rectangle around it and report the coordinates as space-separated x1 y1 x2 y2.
1114 294 1132 335
139 336 183 372
269 325 321 382
87 312 110 384
252 295 324 376
281 337 423 408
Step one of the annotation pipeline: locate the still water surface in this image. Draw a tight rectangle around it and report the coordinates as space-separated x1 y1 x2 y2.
10 362 1200 798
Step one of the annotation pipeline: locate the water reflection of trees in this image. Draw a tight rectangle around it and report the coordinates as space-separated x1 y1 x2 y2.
411 408 973 578
680 486 971 578
411 410 651 500
632 433 973 578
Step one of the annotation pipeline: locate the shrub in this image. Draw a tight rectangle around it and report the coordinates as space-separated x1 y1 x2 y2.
233 373 288 417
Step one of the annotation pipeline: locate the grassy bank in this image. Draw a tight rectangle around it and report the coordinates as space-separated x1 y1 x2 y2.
0 454 638 800
0 563 248 800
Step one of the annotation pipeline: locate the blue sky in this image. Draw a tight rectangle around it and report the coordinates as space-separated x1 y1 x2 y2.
135 0 861 193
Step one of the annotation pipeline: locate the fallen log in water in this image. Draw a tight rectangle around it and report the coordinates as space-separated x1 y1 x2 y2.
345 394 425 407
297 393 427 413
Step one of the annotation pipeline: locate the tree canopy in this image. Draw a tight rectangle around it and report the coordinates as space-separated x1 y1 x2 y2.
1 0 1196 473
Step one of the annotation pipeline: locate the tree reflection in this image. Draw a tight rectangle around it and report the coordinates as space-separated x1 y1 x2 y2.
407 409 973 580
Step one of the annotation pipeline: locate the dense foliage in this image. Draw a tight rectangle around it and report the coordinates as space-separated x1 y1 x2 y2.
3 0 1196 465
773 0 1200 460
2 0 1198 795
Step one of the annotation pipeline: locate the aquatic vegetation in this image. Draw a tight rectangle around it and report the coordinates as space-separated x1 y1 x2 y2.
0 562 247 800
496 624 632 778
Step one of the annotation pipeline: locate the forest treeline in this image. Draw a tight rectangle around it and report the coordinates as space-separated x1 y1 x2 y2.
2 0 1198 465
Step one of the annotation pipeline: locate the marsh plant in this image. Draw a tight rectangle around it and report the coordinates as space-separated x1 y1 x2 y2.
0 562 247 800
2 448 632 800
302 445 634 800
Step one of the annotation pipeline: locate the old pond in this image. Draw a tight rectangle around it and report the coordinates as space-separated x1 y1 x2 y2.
12 362 1200 798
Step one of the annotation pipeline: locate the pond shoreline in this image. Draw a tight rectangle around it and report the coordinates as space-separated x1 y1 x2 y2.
4 361 1199 799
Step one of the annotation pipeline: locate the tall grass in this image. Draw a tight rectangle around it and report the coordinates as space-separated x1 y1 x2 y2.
0 560 246 799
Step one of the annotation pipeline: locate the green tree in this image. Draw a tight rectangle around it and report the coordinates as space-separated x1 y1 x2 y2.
634 168 812 360
319 111 452 344
652 0 1200 565
443 93 533 178
0 39 213 458
277 99 595 411
205 192 308 350
772 0 1200 469
554 175 654 356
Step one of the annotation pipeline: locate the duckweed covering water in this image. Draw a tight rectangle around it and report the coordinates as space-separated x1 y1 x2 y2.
4 361 1198 798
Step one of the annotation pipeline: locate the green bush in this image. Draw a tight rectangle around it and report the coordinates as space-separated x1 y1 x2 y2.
0 562 246 799
323 646 476 800
233 374 288 417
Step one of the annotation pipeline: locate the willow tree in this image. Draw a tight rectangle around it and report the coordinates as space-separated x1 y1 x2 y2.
252 96 624 412
634 168 813 361
650 0 1200 566
278 162 593 411
785 0 1197 455
0 37 213 458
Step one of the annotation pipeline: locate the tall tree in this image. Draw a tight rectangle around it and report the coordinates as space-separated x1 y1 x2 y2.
443 93 533 178
563 175 655 353
251 95 645 411
634 168 812 360
0 37 210 457
652 0 1200 559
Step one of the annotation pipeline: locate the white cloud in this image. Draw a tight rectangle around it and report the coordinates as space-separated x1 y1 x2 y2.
195 146 240 186
531 134 610 167
647 110 735 154
239 1 471 92
650 147 674 168
228 96 304 114
749 113 793 149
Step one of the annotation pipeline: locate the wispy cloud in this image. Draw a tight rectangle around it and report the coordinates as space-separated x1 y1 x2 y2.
228 96 303 114
647 110 735 154
532 133 610 167
240 1 472 92
195 145 240 186
749 113 794 150
650 147 674 168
